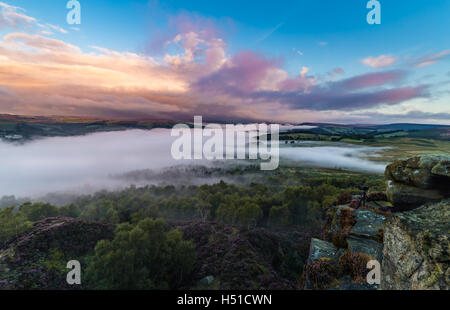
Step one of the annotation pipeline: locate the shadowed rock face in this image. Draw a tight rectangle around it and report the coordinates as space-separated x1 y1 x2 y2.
386 181 444 210
382 200 449 290
385 155 450 210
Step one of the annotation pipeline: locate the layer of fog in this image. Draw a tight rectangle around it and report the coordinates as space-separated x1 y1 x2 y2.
0 129 387 200
0 129 201 198
279 125 317 132
280 143 387 174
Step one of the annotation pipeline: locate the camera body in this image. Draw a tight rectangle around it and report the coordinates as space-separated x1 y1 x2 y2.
358 185 369 192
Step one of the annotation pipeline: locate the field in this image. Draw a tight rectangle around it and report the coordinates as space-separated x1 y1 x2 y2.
364 137 450 161
280 123 449 163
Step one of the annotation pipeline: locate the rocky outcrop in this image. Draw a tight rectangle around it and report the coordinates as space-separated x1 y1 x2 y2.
304 155 449 290
385 155 450 210
304 204 388 290
382 200 449 290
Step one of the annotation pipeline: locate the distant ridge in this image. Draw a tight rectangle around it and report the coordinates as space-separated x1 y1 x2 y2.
299 122 449 129
0 113 177 124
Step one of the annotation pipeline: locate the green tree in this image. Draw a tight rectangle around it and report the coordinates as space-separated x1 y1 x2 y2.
59 204 81 218
85 218 195 290
236 202 263 229
268 205 290 227
19 202 59 222
0 207 32 247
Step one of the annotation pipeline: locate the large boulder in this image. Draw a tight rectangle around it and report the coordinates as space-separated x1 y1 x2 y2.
350 209 386 240
307 238 338 264
326 205 387 245
385 155 450 209
385 155 449 189
386 181 444 210
382 200 449 290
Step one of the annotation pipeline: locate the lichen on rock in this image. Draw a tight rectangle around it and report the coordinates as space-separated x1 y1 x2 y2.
382 199 449 290
350 209 386 240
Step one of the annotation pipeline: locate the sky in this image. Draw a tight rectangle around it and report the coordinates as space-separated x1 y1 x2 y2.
0 0 449 124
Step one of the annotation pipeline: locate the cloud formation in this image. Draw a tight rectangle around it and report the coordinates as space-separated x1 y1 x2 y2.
0 2 35 28
0 2 68 35
413 50 450 68
0 2 444 123
361 55 397 68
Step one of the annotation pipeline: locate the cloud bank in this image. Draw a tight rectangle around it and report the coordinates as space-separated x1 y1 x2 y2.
0 2 448 124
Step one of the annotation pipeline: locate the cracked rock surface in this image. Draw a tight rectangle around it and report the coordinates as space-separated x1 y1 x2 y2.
381 200 449 290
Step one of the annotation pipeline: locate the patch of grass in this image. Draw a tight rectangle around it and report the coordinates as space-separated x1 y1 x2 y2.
364 137 450 162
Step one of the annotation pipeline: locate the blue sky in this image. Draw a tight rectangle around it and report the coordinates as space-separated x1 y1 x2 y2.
0 0 449 123
13 0 450 73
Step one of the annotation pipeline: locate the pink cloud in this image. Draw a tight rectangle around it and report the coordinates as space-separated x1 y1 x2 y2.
327 67 345 78
335 70 407 90
169 12 224 42
278 67 315 92
333 67 345 75
414 50 450 68
193 51 283 94
361 55 397 68
147 11 231 54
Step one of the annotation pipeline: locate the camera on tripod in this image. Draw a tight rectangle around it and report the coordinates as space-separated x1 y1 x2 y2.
358 185 369 192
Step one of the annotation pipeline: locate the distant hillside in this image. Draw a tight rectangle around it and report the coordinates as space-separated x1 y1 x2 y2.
1 114 449 142
283 123 450 142
0 114 179 142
